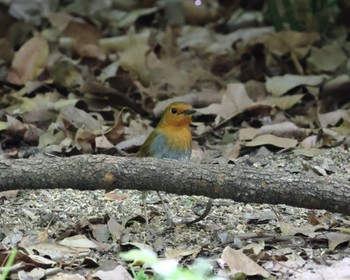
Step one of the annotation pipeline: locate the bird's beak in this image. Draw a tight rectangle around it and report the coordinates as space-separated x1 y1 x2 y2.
181 109 196 115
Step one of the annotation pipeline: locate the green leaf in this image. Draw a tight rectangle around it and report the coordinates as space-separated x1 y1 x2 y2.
120 249 158 264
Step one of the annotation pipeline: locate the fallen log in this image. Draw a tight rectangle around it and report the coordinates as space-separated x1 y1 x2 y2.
0 155 349 215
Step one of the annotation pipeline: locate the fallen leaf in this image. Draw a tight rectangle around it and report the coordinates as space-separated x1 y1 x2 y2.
49 13 105 60
310 232 350 250
17 268 46 279
238 31 320 59
280 221 326 236
57 106 101 132
48 273 86 280
121 242 154 252
318 110 350 128
92 265 133 280
240 122 304 142
178 26 273 54
197 83 254 126
118 7 158 29
165 247 201 260
90 224 110 243
293 148 326 157
95 135 114 149
104 116 125 145
266 74 325 96
25 242 89 261
221 246 270 278
308 212 321 225
59 235 97 249
245 134 298 149
107 217 124 241
6 115 42 143
299 257 350 280
6 33 49 84
308 43 348 72
241 242 265 256
262 94 303 110
0 190 19 199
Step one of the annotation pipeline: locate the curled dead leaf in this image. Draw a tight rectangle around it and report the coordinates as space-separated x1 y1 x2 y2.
221 246 270 278
245 134 298 149
6 33 49 85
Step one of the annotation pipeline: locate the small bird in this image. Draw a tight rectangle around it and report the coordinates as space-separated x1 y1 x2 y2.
137 102 196 226
137 102 195 160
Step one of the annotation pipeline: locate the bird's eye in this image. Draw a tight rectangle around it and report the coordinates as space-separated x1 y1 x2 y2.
171 107 177 114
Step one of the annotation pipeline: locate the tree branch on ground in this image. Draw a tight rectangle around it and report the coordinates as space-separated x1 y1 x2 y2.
0 155 349 215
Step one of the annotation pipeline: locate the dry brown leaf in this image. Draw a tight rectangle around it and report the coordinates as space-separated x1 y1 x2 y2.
218 84 254 121
237 31 320 59
75 128 95 153
104 117 125 145
121 242 154 252
221 246 270 278
92 265 133 280
240 242 265 256
258 122 301 137
95 135 114 149
240 122 304 141
245 134 298 149
197 83 253 126
293 147 326 157
299 258 350 280
89 224 110 243
318 110 350 128
266 74 325 96
48 273 86 280
280 221 327 236
178 26 273 54
262 94 303 110
107 217 124 241
146 53 191 95
99 31 150 53
6 33 49 85
59 235 97 249
5 92 60 122
25 242 89 261
196 103 221 116
6 115 42 143
309 232 350 250
0 190 19 199
308 43 348 72
165 247 201 260
239 127 258 141
57 106 101 132
49 12 105 60
308 211 321 225
299 135 318 149
118 36 150 85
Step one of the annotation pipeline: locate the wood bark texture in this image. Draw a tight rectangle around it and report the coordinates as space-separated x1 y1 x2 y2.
0 155 349 214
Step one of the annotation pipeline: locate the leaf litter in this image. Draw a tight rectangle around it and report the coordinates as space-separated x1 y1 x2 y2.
1 0 350 279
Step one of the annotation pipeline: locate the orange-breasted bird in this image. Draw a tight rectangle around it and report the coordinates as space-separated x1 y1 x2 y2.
137 102 196 226
137 102 195 160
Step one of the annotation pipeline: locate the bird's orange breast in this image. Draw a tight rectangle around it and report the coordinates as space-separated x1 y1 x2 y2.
159 125 192 153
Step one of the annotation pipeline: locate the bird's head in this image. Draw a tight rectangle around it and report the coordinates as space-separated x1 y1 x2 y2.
159 102 196 127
